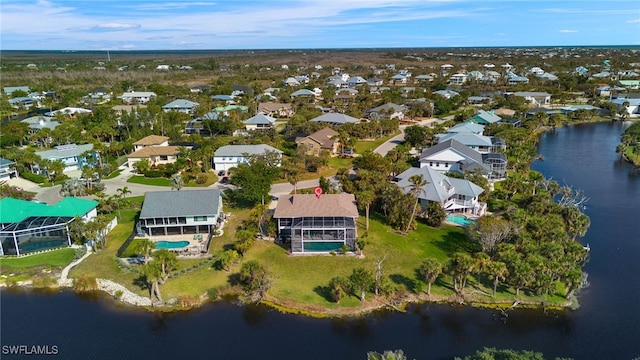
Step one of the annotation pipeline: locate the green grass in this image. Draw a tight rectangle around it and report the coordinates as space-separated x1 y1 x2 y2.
353 130 401 154
104 169 123 179
185 172 218 187
0 248 76 270
621 145 640 166
127 176 172 186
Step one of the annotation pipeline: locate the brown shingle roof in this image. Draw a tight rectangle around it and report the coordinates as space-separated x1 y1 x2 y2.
273 194 359 218
296 127 339 149
258 102 293 112
133 135 169 146
126 146 180 158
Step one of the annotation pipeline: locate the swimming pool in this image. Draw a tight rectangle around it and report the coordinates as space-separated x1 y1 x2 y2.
445 214 476 226
155 240 190 249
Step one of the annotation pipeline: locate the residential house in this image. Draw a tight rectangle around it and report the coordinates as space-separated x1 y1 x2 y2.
433 90 459 99
120 91 157 104
507 75 530 85
3 86 30 96
367 77 384 86
162 99 199 115
465 110 502 125
366 103 406 120
290 89 317 100
211 94 236 102
8 97 37 110
137 190 223 241
257 102 294 118
437 132 506 154
390 74 408 84
348 76 367 87
537 73 559 81
112 104 147 116
243 113 276 131
610 98 640 117
395 166 486 216
445 122 485 135
213 144 283 171
190 84 212 93
283 77 300 87
512 91 552 106
467 96 492 105
127 135 179 168
619 80 640 90
419 139 507 180
0 197 98 256
35 144 97 174
295 127 339 156
0 157 18 180
414 74 434 82
310 113 361 126
156 65 170 71
21 116 60 138
448 73 467 85
273 194 359 253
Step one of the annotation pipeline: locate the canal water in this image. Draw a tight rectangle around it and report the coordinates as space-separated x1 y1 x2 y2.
2 122 639 359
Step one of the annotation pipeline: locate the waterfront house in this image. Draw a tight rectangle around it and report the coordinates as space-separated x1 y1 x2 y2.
0 197 98 256
437 132 506 154
213 144 283 171
295 127 339 156
395 166 486 216
138 190 223 239
273 194 359 253
419 139 488 175
465 110 501 125
3 86 30 96
512 91 552 106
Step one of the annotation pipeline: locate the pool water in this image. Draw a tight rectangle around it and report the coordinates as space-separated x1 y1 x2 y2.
445 214 476 226
155 240 190 249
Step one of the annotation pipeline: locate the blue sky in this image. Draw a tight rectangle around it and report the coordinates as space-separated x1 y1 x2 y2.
1 0 639 50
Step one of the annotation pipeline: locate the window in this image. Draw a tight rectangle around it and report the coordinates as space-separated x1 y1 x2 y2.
445 163 449 167
436 162 440 167
159 155 168 161
429 162 433 166
194 216 208 222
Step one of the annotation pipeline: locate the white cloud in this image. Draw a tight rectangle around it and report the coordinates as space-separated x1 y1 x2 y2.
627 18 640 23
559 29 578 33
93 23 141 31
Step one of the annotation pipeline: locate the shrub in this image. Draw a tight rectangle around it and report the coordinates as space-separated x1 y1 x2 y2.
73 275 98 292
31 275 58 288
21 171 46 184
114 290 123 299
176 294 201 308
143 170 163 178
195 173 208 184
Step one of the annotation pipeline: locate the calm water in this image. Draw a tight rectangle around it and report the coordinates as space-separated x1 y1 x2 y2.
2 122 639 360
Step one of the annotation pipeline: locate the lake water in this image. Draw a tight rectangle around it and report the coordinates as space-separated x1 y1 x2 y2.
2 122 639 360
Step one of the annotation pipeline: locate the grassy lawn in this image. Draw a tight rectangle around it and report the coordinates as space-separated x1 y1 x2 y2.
104 169 123 179
0 248 76 270
185 171 218 187
127 176 172 186
622 145 640 166
353 130 401 154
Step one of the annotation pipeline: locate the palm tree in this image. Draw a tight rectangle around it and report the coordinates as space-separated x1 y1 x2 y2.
356 188 375 231
134 238 156 264
152 249 178 282
141 261 163 302
487 261 509 296
117 186 132 204
404 174 428 234
419 258 443 296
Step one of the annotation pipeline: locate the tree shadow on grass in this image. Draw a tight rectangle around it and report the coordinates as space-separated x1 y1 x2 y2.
433 230 481 255
133 275 150 294
389 273 417 293
314 285 334 302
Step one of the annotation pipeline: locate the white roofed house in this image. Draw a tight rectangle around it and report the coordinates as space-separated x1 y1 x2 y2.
437 132 506 154
213 144 283 171
420 139 507 180
0 157 18 180
273 194 359 253
162 99 199 116
396 166 486 216
448 73 467 86
366 103 406 120
512 91 552 106
243 113 276 131
120 91 157 104
137 190 223 251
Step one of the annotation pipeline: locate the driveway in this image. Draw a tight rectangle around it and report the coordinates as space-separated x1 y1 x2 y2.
373 118 446 156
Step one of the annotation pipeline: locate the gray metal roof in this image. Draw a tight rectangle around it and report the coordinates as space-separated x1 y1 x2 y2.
420 139 484 164
36 143 94 159
244 113 276 125
214 144 282 157
396 166 484 202
0 157 15 167
162 99 199 109
139 189 221 219
310 112 360 125
438 132 493 147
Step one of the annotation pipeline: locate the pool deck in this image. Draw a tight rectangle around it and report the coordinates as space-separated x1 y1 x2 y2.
148 234 210 257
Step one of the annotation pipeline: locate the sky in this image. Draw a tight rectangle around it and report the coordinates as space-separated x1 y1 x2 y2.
1 0 639 50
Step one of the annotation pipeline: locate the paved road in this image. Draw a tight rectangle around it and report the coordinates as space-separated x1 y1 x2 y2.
373 118 446 156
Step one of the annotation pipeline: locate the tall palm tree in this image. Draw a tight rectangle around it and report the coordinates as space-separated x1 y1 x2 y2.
134 238 156 264
419 258 443 296
487 261 509 296
404 174 428 234
356 188 375 231
141 261 163 302
117 186 132 203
